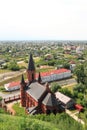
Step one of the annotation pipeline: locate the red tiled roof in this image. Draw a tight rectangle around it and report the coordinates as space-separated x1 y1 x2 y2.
36 68 70 78
8 81 20 88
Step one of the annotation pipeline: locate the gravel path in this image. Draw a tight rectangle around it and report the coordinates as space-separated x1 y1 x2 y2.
6 102 16 115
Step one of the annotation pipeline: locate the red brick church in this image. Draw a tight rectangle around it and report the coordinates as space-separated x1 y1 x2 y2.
20 54 60 114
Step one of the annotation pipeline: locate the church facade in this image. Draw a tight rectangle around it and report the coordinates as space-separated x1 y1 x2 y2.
20 54 60 114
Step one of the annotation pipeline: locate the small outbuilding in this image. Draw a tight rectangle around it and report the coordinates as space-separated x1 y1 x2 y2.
55 91 75 109
4 81 20 91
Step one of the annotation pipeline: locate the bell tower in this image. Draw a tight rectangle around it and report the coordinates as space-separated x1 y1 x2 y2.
27 54 36 83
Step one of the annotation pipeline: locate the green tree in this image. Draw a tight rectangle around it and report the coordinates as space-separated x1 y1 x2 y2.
63 63 70 69
73 83 85 93
59 88 73 98
74 64 86 84
0 96 2 106
8 60 20 71
51 83 61 93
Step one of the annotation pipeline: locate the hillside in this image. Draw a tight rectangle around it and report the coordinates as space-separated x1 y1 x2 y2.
0 113 58 130
0 113 84 130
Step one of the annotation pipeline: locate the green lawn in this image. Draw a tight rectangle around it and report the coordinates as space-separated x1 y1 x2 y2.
62 83 77 92
13 102 25 116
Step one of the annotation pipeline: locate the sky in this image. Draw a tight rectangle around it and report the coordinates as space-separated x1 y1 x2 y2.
0 0 87 40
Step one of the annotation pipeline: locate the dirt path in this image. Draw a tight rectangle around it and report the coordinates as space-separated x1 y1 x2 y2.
6 102 16 115
65 109 85 125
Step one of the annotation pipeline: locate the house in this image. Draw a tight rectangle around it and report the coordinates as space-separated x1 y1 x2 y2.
55 91 75 109
20 54 60 115
44 54 53 60
76 45 84 54
4 81 20 91
69 61 76 71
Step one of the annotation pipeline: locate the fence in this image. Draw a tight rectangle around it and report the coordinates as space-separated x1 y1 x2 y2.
4 95 21 103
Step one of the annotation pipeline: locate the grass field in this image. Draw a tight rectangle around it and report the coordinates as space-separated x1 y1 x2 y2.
62 83 77 92
0 69 11 74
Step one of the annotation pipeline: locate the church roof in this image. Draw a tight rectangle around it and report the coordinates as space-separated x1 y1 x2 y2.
42 93 57 106
28 54 35 71
55 91 72 105
26 82 46 101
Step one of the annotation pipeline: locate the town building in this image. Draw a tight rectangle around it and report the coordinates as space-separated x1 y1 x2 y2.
37 68 72 83
20 54 61 114
55 91 75 109
4 81 20 91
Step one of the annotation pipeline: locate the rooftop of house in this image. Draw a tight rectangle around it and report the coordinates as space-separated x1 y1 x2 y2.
55 91 72 105
4 81 20 88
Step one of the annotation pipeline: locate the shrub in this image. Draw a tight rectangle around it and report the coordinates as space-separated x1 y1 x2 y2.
51 83 61 93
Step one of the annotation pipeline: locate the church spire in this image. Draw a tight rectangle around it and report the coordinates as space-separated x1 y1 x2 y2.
20 74 25 84
38 72 42 83
27 54 36 82
28 54 35 71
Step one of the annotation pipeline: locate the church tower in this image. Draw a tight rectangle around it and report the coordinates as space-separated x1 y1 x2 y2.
27 54 36 83
20 74 26 107
38 72 42 84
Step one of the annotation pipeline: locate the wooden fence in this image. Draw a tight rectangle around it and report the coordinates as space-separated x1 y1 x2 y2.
4 95 21 103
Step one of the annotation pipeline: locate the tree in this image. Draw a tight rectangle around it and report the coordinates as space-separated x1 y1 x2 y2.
74 64 86 84
8 60 20 71
51 83 61 93
73 83 85 93
0 96 2 106
59 88 73 98
63 63 70 69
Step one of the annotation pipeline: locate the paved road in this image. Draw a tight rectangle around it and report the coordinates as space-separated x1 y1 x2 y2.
0 90 20 99
50 78 77 86
0 70 26 83
57 78 77 85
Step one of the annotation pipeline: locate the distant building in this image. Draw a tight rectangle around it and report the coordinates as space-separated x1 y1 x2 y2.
36 68 72 83
69 61 76 71
4 81 20 91
44 54 53 60
76 45 84 54
55 91 75 109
